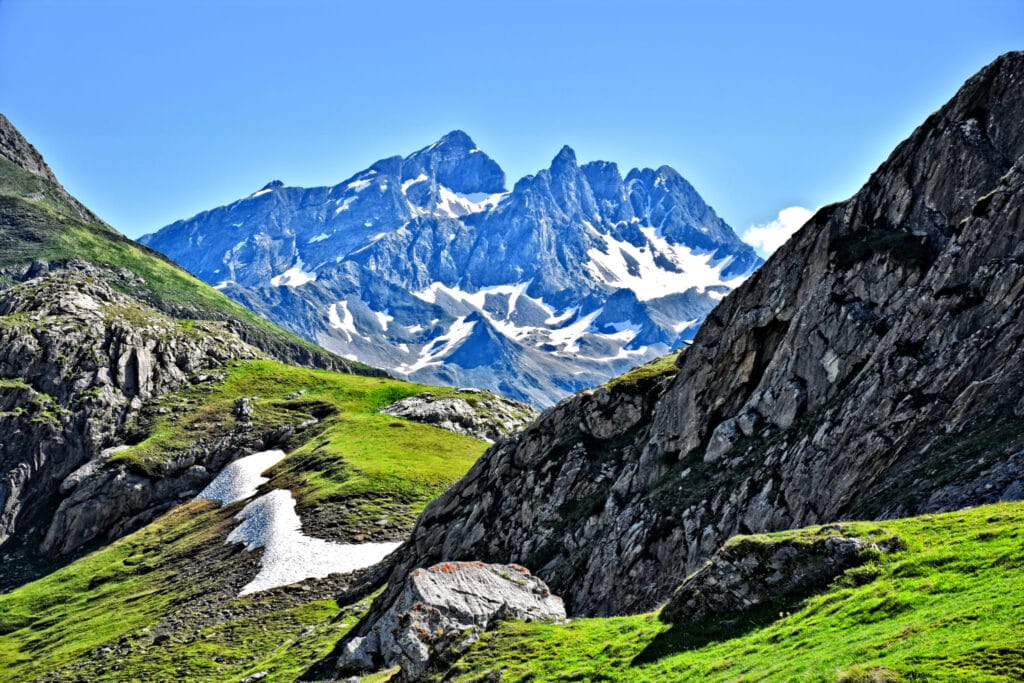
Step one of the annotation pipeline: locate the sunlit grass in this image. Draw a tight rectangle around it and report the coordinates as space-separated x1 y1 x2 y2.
443 502 1024 682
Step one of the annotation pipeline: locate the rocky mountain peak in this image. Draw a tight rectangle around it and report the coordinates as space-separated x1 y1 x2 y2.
402 130 506 195
142 128 761 406
435 129 477 151
259 180 285 191
0 114 59 182
551 144 579 167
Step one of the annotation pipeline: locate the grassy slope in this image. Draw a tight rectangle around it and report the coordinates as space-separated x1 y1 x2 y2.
112 359 488 535
441 502 1024 683
602 348 682 390
0 499 366 682
0 155 362 370
0 363 488 681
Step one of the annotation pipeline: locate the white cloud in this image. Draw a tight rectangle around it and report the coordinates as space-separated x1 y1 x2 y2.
741 206 815 257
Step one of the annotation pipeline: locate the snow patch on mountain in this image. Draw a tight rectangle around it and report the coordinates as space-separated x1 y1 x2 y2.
436 186 507 217
347 178 373 192
585 227 748 301
270 257 316 287
226 489 400 595
396 316 477 375
328 301 359 340
198 449 287 505
372 309 394 331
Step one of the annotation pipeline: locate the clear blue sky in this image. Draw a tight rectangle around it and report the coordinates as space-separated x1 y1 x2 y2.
1 0 1021 240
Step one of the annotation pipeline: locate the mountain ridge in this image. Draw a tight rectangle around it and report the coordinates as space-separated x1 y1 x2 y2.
141 132 762 405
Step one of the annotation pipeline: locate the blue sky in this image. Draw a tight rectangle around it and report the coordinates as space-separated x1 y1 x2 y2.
1 0 1021 248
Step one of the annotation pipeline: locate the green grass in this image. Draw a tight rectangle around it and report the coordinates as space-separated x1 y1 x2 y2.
0 500 372 682
440 502 1024 682
0 502 220 679
0 155 79 217
602 349 682 390
0 360 490 681
109 357 487 536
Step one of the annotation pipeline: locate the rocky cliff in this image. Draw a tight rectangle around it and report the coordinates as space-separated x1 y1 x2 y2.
0 265 265 576
347 51 1024 630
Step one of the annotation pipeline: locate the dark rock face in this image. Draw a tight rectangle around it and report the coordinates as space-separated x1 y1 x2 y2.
350 52 1024 626
0 266 260 571
141 131 761 406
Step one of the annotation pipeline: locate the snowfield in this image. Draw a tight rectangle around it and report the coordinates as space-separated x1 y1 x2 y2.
227 489 400 596
197 449 288 505
197 450 401 595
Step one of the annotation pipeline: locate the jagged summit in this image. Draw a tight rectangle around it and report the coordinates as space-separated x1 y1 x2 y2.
401 129 506 195
432 129 477 150
552 144 578 165
142 130 761 405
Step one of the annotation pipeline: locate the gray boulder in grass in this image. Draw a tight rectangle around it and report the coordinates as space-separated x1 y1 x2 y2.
340 561 565 680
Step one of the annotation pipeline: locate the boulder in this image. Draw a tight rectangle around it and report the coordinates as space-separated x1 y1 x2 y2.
661 529 902 624
339 561 565 680
381 391 538 443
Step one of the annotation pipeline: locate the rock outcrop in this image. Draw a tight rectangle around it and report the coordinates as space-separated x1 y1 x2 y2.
338 561 565 680
381 391 539 442
39 420 316 556
660 529 900 625
0 115 385 588
0 266 261 573
343 51 1024 634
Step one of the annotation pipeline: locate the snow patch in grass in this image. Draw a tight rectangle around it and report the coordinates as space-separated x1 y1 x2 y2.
270 257 317 287
197 449 288 505
227 489 401 595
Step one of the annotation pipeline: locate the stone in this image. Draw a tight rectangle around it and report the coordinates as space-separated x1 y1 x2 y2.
380 391 538 442
338 562 565 680
660 531 898 624
234 397 255 422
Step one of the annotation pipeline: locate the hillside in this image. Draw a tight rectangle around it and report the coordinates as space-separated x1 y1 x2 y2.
441 502 1024 682
0 115 533 594
0 360 496 681
0 114 366 373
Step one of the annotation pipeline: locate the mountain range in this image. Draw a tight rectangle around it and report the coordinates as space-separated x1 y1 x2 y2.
0 52 1021 683
140 133 761 405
